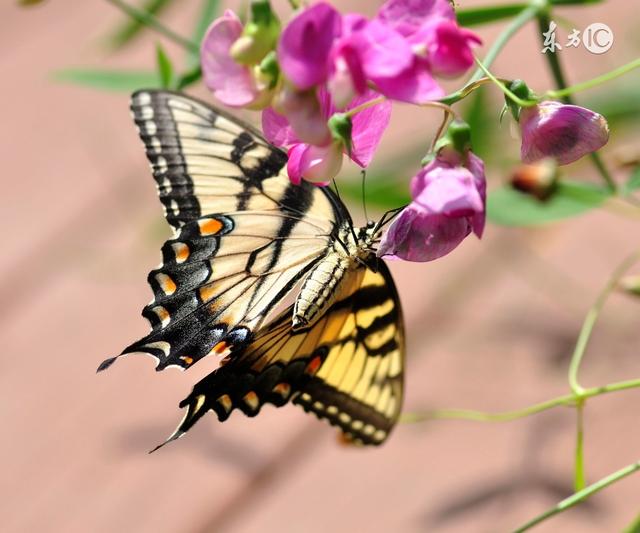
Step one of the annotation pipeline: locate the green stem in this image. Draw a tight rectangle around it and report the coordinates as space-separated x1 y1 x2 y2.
401 377 640 424
514 460 640 532
105 0 199 54
536 11 617 192
623 512 640 533
467 2 544 84
440 2 542 105
574 400 586 491
474 56 537 107
546 58 640 100
568 249 640 394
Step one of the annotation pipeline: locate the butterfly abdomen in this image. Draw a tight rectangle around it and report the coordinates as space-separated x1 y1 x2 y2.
292 254 353 330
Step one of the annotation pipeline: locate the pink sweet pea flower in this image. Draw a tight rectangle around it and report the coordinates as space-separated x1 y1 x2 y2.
411 18 482 78
263 88 392 185
378 151 486 262
201 10 271 108
377 0 455 37
519 101 609 165
277 2 342 90
287 142 343 185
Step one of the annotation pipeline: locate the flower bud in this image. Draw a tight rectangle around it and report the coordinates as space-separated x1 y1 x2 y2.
230 0 280 66
506 79 535 121
519 101 609 165
422 119 472 166
328 112 352 155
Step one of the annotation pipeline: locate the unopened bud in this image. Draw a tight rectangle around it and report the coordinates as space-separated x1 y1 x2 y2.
328 113 352 155
230 0 280 65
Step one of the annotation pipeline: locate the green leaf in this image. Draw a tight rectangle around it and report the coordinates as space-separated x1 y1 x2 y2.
52 68 160 92
621 166 640 196
551 0 604 5
187 0 220 69
156 44 174 88
456 4 527 26
108 0 175 49
487 180 609 226
176 65 203 90
463 87 496 161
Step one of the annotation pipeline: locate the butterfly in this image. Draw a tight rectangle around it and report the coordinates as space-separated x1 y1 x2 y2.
98 90 405 449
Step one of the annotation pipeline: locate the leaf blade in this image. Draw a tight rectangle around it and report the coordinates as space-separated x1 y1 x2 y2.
52 68 160 92
487 180 609 226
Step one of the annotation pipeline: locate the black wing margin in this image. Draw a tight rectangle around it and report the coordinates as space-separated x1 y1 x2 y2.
153 261 405 450
99 90 351 372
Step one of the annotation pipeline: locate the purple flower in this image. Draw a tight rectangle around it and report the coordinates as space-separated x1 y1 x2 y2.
272 86 332 146
519 101 609 165
277 2 342 90
201 10 271 108
287 142 343 185
378 151 486 262
410 18 482 78
377 0 455 37
263 88 392 184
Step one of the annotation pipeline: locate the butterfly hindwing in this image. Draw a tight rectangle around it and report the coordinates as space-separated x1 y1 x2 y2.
99 90 350 371
158 261 404 448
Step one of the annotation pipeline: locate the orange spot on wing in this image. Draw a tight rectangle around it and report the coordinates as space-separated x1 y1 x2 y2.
152 306 170 325
198 218 223 236
180 355 194 365
172 242 190 263
243 391 259 410
272 382 291 398
207 341 231 358
305 356 322 375
156 273 176 295
213 341 228 354
217 394 233 412
199 284 217 302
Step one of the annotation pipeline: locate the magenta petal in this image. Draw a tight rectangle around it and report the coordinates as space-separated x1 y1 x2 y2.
418 19 482 78
377 0 455 37
348 91 392 167
413 166 484 216
286 144 306 185
520 102 609 165
466 153 487 237
262 107 299 146
287 142 343 185
373 56 443 104
377 205 471 262
278 2 342 90
201 10 257 107
356 20 414 79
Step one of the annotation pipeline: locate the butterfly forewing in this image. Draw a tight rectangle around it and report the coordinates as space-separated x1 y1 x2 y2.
99 91 348 371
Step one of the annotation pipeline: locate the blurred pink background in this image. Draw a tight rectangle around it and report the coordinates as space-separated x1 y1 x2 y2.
2 1 639 532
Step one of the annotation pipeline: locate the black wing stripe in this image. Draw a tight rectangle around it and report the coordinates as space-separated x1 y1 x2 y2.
153 262 404 448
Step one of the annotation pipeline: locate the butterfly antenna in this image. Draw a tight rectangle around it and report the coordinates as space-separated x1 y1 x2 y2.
372 205 407 236
333 178 359 244
361 170 369 224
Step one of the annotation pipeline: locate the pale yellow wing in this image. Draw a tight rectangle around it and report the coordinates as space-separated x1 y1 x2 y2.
155 261 405 449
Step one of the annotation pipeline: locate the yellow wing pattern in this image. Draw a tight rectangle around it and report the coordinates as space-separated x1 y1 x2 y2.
155 260 404 449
